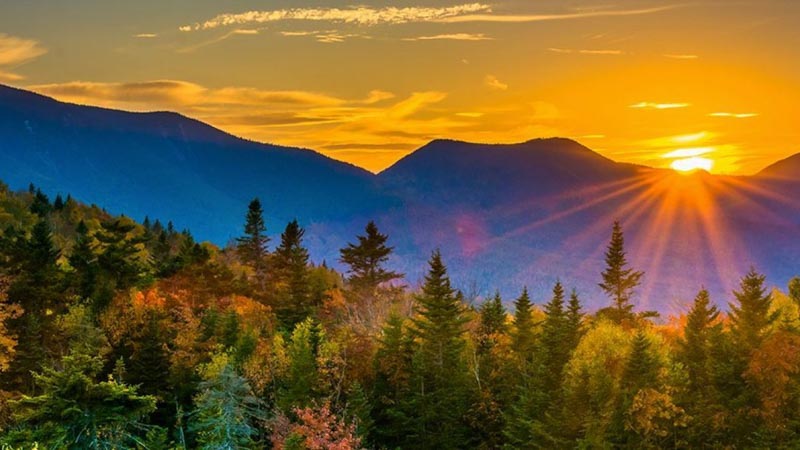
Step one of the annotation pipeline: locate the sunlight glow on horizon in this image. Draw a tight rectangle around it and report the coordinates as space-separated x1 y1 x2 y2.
671 157 714 172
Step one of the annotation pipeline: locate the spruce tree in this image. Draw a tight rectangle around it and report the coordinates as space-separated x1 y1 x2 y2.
565 289 584 351
478 291 507 345
372 314 414 448
511 287 536 359
236 198 270 283
68 220 97 299
190 353 264 449
7 353 156 448
598 221 643 324
728 268 777 355
340 221 402 293
407 250 472 449
681 288 719 390
788 276 800 305
540 281 569 395
273 220 312 328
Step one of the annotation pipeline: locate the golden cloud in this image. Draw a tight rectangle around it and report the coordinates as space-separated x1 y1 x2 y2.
0 33 47 81
181 4 492 31
485 75 508 91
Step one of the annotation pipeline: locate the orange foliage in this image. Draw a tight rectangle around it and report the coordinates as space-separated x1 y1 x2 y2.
270 402 361 450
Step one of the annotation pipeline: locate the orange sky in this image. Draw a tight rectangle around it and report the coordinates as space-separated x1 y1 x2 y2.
1 1 799 174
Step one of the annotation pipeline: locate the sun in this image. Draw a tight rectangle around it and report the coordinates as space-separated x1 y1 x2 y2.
671 157 713 173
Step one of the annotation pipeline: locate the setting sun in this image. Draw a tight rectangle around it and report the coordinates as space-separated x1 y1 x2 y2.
671 156 714 172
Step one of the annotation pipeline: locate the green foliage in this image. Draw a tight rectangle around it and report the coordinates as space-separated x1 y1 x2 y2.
340 221 402 292
598 221 644 325
190 351 265 449
5 353 156 449
236 198 269 280
273 220 313 329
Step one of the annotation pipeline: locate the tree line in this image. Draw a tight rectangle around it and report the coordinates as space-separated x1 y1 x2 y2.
1 183 800 449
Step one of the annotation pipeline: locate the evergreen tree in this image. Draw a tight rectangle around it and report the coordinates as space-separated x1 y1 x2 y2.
511 287 536 359
281 318 321 409
681 288 719 390
5 220 64 391
68 220 97 299
540 281 570 395
95 219 148 288
273 220 312 328
406 251 472 449
728 268 777 355
236 198 270 283
372 314 414 448
6 353 156 449
53 194 64 211
598 221 643 324
190 352 264 449
29 188 51 217
340 221 402 292
478 291 507 346
788 276 800 305
565 289 584 352
679 288 722 445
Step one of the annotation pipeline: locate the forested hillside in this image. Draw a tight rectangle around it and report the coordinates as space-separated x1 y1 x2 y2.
1 181 800 449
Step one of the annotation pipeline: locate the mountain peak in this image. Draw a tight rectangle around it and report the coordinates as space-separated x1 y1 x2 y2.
758 152 800 179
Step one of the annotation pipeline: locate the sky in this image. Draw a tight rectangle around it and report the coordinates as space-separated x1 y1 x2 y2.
1 0 799 174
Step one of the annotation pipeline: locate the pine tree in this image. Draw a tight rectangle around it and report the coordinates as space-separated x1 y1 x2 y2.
511 287 536 359
372 314 414 448
788 276 800 305
565 289 584 352
29 188 51 217
681 288 719 390
190 352 264 449
540 281 570 395
598 221 643 324
5 220 63 391
340 221 402 293
7 353 156 448
406 251 472 449
236 198 270 282
273 220 312 328
69 220 97 299
728 268 777 355
478 291 507 347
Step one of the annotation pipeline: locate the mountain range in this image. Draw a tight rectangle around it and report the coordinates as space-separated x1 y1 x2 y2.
1 83 798 313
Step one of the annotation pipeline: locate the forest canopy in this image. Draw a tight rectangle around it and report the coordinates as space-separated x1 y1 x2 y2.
1 181 800 449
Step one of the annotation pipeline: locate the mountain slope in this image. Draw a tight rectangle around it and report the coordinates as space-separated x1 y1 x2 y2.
2 83 799 313
0 84 392 249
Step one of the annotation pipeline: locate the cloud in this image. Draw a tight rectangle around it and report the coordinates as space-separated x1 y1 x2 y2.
663 53 698 60
181 4 492 30
278 29 365 43
662 147 714 158
485 75 508 91
548 47 624 55
709 112 758 118
630 102 690 110
437 5 678 23
403 33 493 41
134 33 158 38
29 80 345 108
0 34 47 81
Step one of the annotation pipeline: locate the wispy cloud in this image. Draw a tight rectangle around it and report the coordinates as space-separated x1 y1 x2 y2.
437 5 678 23
709 112 758 118
663 53 699 59
630 102 690 110
485 75 508 91
662 147 714 158
279 29 366 43
180 4 492 31
548 47 624 55
403 33 493 41
134 33 158 38
0 33 47 81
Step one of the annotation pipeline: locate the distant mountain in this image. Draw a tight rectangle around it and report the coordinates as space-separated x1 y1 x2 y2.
1 83 799 313
0 84 393 255
758 153 800 179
